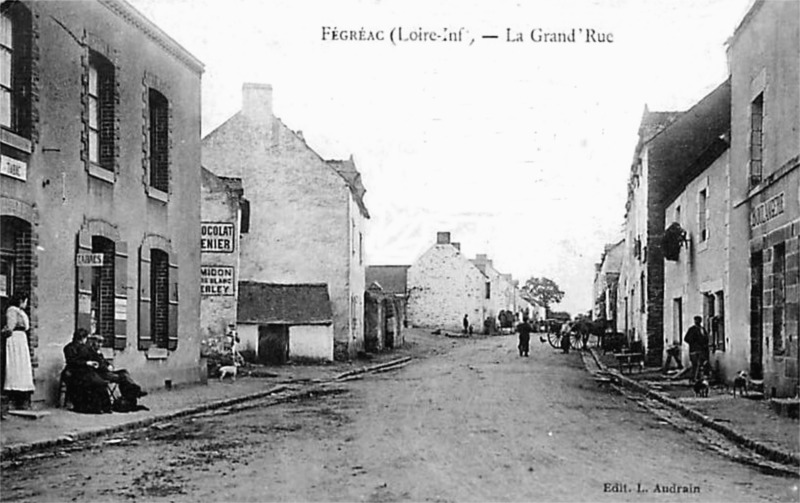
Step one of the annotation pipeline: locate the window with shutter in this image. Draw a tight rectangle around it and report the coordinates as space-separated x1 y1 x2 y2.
138 243 152 350
113 241 127 350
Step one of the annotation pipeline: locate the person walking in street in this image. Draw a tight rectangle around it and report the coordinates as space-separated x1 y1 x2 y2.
684 316 709 381
3 293 34 410
516 319 532 357
463 314 469 334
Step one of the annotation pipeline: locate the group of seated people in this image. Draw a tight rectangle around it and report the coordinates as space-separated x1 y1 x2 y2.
63 329 147 414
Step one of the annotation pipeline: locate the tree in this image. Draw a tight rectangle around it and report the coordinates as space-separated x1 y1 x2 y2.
522 277 565 317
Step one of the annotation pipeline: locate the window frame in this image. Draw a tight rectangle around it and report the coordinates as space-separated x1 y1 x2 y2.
749 93 764 189
148 88 170 195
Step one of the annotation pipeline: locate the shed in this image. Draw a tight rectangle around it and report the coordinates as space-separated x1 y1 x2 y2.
237 282 334 363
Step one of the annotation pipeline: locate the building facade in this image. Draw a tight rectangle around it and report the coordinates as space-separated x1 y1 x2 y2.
593 240 623 332
201 84 369 361
199 167 246 357
407 232 487 331
727 0 799 397
1 0 204 404
663 139 731 374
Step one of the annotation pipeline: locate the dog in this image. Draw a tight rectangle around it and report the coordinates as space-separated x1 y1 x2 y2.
693 377 709 397
218 364 238 382
732 370 749 398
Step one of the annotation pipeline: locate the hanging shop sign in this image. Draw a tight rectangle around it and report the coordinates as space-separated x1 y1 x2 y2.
0 155 27 181
76 253 105 267
201 222 235 253
201 265 234 296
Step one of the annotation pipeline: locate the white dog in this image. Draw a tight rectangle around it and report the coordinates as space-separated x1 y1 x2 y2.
218 364 238 381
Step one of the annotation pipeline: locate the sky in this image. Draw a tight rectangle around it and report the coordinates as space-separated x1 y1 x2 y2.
129 0 753 315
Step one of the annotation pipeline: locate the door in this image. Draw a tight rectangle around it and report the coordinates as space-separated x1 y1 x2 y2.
673 298 682 345
258 324 289 365
750 252 763 379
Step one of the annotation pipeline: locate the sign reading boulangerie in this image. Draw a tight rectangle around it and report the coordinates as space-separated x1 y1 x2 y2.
201 265 234 296
201 222 235 252
750 192 785 228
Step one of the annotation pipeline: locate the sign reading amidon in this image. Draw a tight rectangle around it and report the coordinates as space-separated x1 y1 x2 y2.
750 192 785 228
201 265 234 296
201 222 235 253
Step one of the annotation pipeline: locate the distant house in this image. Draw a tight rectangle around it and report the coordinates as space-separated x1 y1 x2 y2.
471 254 516 321
237 282 334 363
202 83 369 361
407 232 487 331
365 265 409 351
593 240 623 332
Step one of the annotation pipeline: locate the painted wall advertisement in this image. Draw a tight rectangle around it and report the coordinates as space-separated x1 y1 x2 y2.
201 265 234 296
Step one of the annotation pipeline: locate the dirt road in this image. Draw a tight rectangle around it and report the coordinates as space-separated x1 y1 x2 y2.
2 330 797 502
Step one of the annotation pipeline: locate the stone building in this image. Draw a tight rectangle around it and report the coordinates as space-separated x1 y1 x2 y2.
663 131 731 374
0 0 204 404
618 81 730 366
727 0 799 398
201 84 369 361
407 232 487 331
199 167 247 356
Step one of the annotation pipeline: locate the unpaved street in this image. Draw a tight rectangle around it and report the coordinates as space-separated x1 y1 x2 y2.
2 330 797 502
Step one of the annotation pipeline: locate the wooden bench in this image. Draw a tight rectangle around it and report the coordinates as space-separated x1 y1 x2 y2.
614 352 644 374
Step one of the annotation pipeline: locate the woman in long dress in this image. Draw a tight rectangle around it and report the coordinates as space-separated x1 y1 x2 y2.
4 292 34 409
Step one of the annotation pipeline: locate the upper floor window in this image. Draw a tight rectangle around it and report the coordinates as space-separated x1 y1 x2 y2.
88 52 115 171
148 89 169 193
0 2 31 138
699 188 708 242
749 93 763 188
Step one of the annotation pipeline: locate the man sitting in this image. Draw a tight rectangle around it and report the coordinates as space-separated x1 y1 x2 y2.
63 329 112 413
63 329 147 413
86 333 147 409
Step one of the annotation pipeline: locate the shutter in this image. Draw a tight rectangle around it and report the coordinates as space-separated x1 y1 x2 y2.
75 229 93 332
138 244 152 350
167 258 179 350
113 241 128 350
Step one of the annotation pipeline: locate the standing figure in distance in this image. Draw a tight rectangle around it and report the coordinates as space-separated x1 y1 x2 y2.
516 319 532 357
684 316 709 382
462 314 469 335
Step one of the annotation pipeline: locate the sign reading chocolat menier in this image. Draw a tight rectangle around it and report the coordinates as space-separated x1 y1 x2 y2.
201 222 235 253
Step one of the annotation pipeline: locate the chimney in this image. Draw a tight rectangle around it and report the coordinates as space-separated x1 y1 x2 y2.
452 242 461 251
436 232 451 244
242 83 273 124
475 253 488 261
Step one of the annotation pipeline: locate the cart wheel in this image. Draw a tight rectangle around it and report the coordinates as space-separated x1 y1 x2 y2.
570 332 584 350
547 331 561 349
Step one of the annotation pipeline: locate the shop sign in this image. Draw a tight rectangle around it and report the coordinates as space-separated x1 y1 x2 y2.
76 253 105 267
201 265 234 296
201 222 235 253
750 192 785 228
0 155 27 181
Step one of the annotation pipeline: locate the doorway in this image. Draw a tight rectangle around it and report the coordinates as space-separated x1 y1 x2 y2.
258 324 289 364
750 251 763 379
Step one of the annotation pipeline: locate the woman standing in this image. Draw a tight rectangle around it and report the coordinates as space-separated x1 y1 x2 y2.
3 293 34 410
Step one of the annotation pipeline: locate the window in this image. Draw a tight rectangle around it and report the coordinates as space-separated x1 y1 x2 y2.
0 2 32 137
151 249 169 348
76 229 127 350
138 240 177 352
640 273 645 313
749 93 763 188
359 232 363 265
711 291 725 352
485 281 491 300
88 52 115 171
148 89 169 192
90 237 115 348
699 188 708 241
675 205 681 224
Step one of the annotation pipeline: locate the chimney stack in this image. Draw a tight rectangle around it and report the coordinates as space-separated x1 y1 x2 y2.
475 253 488 261
436 232 451 245
242 83 273 124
